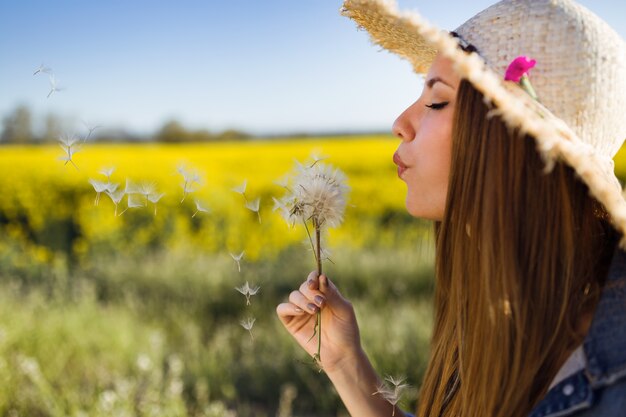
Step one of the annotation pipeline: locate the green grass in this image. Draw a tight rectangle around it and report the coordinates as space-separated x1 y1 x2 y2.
0 242 435 417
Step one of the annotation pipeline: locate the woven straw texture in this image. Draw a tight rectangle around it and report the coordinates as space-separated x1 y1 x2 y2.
341 0 626 249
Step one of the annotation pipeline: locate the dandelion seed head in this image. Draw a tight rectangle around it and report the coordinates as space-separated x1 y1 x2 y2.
59 132 79 147
58 144 80 159
148 192 165 203
372 375 411 406
297 163 349 227
99 166 116 178
240 317 256 330
33 63 52 75
105 182 119 193
245 197 260 212
127 194 145 209
232 179 247 195
276 161 349 229
385 375 407 387
177 164 201 185
89 178 109 193
106 189 125 204
138 181 157 196
194 199 210 213
235 281 259 296
230 251 245 262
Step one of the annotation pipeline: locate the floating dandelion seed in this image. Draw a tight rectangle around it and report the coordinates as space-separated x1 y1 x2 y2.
129 181 157 206
230 251 245 272
192 199 210 218
58 133 80 170
240 317 256 341
47 74 65 98
105 182 119 193
105 189 125 216
371 375 411 417
177 164 201 203
232 180 248 199
99 166 115 181
118 193 145 216
124 178 141 194
245 197 261 223
147 192 165 216
88 179 110 205
82 120 102 141
235 280 260 305
33 63 52 76
274 160 349 367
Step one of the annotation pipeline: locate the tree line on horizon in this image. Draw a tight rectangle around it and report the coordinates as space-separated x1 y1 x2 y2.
0 104 252 144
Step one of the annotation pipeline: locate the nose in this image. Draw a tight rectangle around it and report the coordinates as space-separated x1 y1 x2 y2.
392 103 416 142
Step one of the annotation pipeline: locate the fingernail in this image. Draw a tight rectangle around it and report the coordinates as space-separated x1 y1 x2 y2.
308 279 315 289
307 303 318 313
314 295 325 307
295 307 304 313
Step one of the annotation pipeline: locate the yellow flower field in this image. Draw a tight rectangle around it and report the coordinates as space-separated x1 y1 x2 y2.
0 136 431 265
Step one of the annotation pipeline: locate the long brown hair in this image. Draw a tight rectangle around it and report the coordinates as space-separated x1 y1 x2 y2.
415 79 620 417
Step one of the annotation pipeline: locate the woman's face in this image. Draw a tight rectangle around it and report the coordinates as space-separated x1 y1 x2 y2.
392 53 460 221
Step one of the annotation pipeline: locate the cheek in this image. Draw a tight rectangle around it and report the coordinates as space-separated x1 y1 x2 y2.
405 116 453 218
413 117 452 180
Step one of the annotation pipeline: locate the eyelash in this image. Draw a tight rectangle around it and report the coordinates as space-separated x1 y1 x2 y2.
425 101 449 110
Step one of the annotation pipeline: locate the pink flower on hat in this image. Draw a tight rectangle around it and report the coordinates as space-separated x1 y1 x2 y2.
505 56 536 82
505 56 538 101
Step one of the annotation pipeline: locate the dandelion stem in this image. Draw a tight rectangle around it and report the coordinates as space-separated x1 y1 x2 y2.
315 221 322 277
314 219 323 367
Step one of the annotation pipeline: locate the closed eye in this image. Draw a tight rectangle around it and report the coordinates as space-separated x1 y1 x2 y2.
425 101 449 110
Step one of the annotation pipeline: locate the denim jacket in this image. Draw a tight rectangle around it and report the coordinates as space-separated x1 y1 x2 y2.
527 245 626 416
404 245 626 417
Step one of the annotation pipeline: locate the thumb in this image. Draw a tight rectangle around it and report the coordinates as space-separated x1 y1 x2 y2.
319 274 348 307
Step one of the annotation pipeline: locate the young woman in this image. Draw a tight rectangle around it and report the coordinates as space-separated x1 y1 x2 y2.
276 1 626 416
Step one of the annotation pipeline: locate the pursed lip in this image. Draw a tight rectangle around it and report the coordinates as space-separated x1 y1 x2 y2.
393 151 409 178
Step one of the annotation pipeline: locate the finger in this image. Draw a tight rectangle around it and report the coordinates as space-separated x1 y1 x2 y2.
289 290 319 314
306 270 319 291
319 275 349 308
299 279 327 308
276 302 306 321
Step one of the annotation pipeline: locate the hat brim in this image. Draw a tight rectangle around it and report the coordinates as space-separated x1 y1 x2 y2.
341 0 626 249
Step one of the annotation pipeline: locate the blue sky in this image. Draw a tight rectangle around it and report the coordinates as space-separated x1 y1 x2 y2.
0 0 624 137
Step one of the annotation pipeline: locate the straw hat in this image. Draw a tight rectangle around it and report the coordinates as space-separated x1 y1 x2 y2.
341 0 626 248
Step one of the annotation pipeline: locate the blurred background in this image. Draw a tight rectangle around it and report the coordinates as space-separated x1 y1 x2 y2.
1 1 625 416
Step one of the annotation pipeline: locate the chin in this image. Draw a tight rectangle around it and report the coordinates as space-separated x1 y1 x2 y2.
406 200 443 221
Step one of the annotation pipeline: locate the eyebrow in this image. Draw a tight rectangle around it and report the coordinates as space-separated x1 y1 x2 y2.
426 76 453 89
